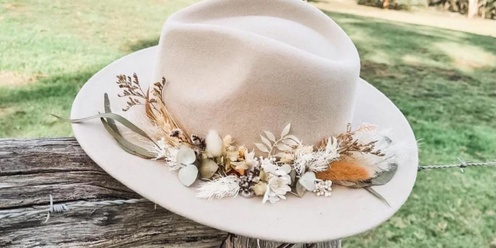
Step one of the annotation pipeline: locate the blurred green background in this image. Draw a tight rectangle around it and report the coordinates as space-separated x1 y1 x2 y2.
0 0 495 247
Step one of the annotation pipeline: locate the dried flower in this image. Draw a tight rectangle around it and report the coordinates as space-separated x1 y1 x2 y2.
200 158 219 179
293 137 339 174
206 130 223 157
251 181 267 196
196 176 240 200
232 148 257 170
263 175 291 204
313 180 332 197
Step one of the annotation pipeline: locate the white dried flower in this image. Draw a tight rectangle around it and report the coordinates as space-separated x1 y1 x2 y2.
205 130 223 157
251 181 267 196
152 137 181 170
263 175 291 204
260 158 292 204
293 137 339 173
232 149 258 170
196 175 240 200
313 180 332 197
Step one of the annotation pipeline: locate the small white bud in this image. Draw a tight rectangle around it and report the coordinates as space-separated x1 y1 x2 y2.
206 130 223 157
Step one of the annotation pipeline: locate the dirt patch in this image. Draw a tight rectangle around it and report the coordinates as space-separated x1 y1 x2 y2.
0 71 43 87
313 0 496 37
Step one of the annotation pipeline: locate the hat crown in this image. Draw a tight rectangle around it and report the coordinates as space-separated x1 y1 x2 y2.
154 0 360 146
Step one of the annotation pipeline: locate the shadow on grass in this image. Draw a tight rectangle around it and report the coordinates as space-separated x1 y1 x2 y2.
126 38 160 52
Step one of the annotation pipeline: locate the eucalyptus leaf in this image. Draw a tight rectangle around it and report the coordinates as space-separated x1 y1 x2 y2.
55 111 157 146
103 93 117 130
98 94 155 159
100 118 156 159
365 187 391 207
263 131 276 142
177 146 196 165
370 163 398 186
254 143 269 153
299 172 316 191
178 164 198 187
200 159 218 179
281 123 291 138
295 181 307 197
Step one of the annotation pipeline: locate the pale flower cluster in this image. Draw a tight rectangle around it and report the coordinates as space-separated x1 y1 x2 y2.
261 158 292 204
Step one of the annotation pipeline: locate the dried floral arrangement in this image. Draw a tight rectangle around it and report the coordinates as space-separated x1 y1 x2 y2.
68 74 400 204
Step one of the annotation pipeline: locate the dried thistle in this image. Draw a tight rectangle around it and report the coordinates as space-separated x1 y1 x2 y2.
116 73 147 111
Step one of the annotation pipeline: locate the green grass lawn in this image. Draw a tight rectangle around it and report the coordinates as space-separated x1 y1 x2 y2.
1 1 495 247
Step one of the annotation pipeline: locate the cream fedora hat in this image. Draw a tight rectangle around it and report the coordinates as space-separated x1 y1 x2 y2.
71 0 418 243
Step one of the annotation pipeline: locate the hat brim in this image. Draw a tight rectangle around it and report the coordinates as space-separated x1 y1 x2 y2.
71 46 418 243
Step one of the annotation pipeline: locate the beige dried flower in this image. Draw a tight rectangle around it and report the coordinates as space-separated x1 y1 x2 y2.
251 181 268 196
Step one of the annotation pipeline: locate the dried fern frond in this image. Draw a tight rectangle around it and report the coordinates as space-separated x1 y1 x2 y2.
145 77 192 146
116 73 147 111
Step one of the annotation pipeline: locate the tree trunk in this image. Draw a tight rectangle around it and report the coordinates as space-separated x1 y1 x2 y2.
467 0 479 18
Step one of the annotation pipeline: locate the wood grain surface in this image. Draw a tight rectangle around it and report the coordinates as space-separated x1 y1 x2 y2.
0 138 339 248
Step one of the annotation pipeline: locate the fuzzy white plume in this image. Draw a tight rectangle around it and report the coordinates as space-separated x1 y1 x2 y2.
294 137 340 173
196 176 240 200
352 128 408 174
205 130 223 157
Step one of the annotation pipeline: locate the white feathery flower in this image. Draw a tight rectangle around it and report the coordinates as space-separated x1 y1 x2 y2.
196 176 240 200
205 130 223 157
152 137 181 169
294 137 339 173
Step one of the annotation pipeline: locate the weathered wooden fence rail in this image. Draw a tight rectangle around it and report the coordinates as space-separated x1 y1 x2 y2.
0 138 340 248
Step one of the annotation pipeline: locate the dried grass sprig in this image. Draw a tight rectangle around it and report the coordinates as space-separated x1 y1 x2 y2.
145 77 192 146
334 124 385 157
115 74 192 147
116 73 147 111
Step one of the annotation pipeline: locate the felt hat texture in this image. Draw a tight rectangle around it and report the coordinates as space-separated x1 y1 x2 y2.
71 0 418 243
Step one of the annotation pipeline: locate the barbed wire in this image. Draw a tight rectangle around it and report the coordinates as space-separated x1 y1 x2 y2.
0 195 146 221
418 158 496 171
0 159 494 222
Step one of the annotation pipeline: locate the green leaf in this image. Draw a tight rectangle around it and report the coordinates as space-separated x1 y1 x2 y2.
54 112 157 146
103 93 118 131
100 118 156 159
365 187 391 207
99 94 156 159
